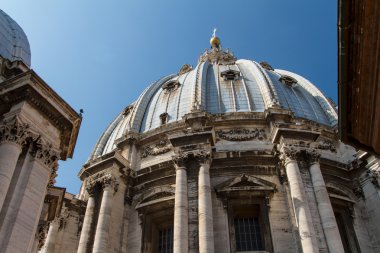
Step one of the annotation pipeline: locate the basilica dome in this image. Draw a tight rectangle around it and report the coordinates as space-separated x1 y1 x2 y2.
0 9 31 67
90 40 338 160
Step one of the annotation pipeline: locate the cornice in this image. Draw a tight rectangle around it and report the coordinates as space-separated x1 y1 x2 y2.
0 70 81 159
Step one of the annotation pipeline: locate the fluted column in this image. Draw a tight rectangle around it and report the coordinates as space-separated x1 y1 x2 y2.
198 153 214 253
308 151 344 253
92 176 117 253
77 185 97 253
281 148 318 253
0 121 28 211
173 156 188 253
42 219 60 253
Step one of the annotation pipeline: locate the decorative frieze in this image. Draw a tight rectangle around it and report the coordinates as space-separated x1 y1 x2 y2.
141 140 171 158
216 128 266 141
317 140 337 153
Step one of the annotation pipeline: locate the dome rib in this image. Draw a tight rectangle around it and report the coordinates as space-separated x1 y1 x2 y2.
89 56 339 161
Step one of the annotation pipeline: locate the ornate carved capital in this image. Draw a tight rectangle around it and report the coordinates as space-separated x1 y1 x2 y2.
307 150 321 165
172 154 188 169
279 148 299 166
87 172 119 194
194 150 212 165
86 182 98 197
0 119 30 146
30 138 60 168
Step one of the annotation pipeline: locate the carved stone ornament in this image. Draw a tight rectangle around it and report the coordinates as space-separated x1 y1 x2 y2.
216 128 266 141
47 163 59 187
172 154 188 168
307 150 321 164
178 64 192 75
162 80 180 93
87 172 119 194
30 138 60 168
141 140 171 158
367 169 380 189
279 75 298 87
37 222 50 250
198 47 236 65
0 119 30 146
317 140 337 153
279 147 299 165
193 150 211 164
259 61 274 71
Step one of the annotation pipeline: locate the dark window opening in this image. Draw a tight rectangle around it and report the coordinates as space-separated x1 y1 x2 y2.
234 217 263 251
159 113 168 125
279 75 298 87
221 69 240 81
331 199 360 253
162 80 180 93
158 227 173 253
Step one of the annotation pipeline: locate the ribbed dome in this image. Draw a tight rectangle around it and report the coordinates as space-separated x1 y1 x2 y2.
0 9 31 67
89 48 338 160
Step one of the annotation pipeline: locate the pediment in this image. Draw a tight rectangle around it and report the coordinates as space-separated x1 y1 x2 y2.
215 174 276 193
136 186 175 209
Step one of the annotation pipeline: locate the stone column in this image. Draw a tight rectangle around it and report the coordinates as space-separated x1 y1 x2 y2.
281 148 319 253
3 140 59 253
77 185 97 253
92 176 117 253
308 151 345 253
198 153 214 253
173 157 188 253
0 121 28 211
42 218 60 253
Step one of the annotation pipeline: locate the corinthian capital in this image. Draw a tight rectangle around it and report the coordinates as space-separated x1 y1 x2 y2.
194 150 212 165
279 147 299 166
0 119 30 146
30 138 60 167
172 154 188 169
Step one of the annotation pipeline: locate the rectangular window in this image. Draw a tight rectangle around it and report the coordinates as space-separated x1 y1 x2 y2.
234 217 263 251
158 227 173 253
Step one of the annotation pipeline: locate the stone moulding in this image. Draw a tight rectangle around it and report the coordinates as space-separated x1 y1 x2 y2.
141 140 171 158
216 128 266 141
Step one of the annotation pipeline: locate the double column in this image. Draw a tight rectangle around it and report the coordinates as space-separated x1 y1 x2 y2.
198 154 214 253
93 177 117 253
77 175 118 253
308 151 344 253
173 157 188 253
281 148 319 253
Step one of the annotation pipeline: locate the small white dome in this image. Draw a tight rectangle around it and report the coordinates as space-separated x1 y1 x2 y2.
0 9 31 67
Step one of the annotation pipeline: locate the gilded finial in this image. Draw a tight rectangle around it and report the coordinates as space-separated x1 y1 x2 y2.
210 28 220 48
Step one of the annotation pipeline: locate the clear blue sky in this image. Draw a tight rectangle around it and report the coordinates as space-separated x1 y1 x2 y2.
2 1 337 194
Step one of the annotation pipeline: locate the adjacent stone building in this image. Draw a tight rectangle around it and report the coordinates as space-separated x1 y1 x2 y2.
0 9 82 253
1 8 380 253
